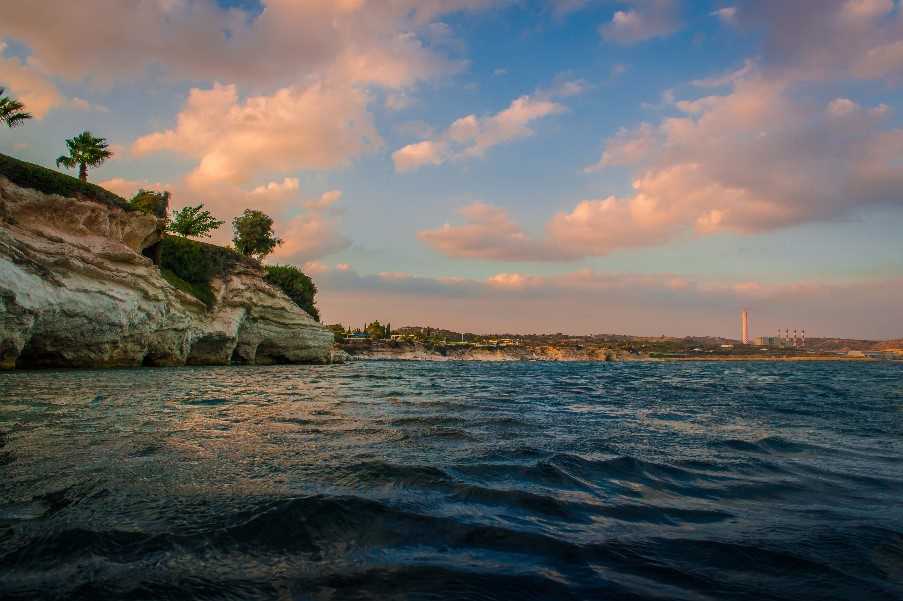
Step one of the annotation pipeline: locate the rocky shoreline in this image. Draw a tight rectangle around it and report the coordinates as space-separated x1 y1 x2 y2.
0 177 337 369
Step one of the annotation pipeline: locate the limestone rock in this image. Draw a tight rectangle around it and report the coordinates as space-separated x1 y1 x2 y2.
0 177 335 369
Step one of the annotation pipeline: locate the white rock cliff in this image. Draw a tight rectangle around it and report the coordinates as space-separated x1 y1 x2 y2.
0 177 336 369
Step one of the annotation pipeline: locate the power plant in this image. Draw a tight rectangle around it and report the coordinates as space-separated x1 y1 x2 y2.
740 309 806 348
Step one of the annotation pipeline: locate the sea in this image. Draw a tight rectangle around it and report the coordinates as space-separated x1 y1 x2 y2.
0 361 901 600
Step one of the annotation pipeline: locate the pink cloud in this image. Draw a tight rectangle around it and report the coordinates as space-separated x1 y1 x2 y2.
393 80 583 172
418 202 580 261
0 1 500 89
423 67 901 262
133 82 380 186
0 46 62 118
600 0 682 44
733 0 903 82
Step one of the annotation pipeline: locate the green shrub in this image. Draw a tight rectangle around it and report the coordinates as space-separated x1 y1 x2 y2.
264 264 319 321
0 152 132 211
158 235 247 307
129 189 170 219
160 268 215 308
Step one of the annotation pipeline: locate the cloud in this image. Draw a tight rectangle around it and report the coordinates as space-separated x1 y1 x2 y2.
313 266 903 339
418 202 580 261
0 1 502 89
0 47 63 118
711 7 738 24
583 123 657 171
251 177 300 196
269 211 351 265
303 190 343 210
732 0 903 82
426 66 902 261
575 72 903 239
600 0 682 44
132 82 381 186
392 80 584 171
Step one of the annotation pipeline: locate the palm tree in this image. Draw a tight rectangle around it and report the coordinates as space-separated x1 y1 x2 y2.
56 131 113 182
0 88 32 128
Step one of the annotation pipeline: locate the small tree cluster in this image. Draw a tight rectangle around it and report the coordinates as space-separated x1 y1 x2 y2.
232 209 282 260
168 204 224 238
364 320 391 340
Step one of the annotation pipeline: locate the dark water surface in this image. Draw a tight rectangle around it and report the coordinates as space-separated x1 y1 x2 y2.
1 361 901 600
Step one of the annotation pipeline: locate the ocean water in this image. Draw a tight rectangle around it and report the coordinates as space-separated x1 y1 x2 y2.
0 361 901 600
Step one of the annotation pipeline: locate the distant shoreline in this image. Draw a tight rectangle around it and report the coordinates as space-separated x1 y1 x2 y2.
345 350 893 363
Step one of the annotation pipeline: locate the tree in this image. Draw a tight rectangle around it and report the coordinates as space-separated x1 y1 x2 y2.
365 320 388 340
232 209 282 260
0 88 32 128
264 264 319 321
56 131 112 182
168 204 224 238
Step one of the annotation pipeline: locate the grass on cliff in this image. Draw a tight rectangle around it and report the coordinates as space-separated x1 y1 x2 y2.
264 264 320 321
159 237 320 319
158 236 249 308
0 152 132 211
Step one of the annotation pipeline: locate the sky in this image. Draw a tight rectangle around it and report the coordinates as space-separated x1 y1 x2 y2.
1 0 902 338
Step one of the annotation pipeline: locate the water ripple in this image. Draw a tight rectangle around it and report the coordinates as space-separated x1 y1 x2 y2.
0 361 901 600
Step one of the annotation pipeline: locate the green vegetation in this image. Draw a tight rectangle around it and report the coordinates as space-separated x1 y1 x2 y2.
160 267 215 308
0 152 131 211
264 264 319 321
56 131 113 182
326 323 347 342
158 235 247 307
232 209 282 260
129 189 170 219
169 204 224 238
0 88 32 128
365 320 390 340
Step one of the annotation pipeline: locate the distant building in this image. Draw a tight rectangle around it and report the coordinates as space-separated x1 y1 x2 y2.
741 309 750 345
754 336 767 346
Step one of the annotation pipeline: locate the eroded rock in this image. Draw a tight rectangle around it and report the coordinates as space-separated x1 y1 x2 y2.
0 177 334 369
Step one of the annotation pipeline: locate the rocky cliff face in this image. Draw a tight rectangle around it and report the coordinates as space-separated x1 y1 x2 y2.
0 177 336 369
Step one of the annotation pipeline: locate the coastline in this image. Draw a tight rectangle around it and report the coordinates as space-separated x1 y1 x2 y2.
343 350 891 363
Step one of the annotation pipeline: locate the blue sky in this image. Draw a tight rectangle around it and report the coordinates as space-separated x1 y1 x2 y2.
2 1 902 337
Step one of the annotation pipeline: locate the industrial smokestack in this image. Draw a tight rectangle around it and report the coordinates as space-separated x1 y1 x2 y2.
741 309 750 345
